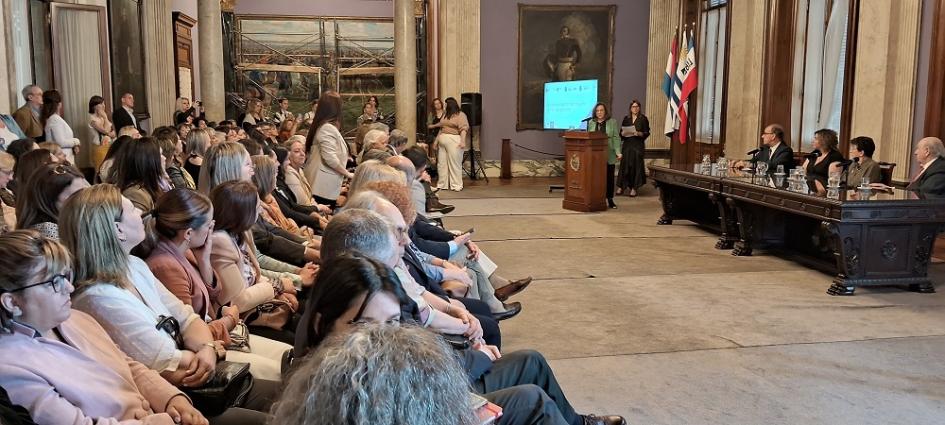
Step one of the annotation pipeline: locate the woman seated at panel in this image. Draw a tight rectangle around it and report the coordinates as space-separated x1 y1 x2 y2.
802 128 845 195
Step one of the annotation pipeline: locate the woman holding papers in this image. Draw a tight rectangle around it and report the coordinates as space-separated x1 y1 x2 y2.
617 100 650 197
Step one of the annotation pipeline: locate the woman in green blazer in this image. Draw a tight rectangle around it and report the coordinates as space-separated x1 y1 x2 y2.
588 103 621 208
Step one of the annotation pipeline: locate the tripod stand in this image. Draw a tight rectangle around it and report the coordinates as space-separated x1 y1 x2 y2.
463 125 489 182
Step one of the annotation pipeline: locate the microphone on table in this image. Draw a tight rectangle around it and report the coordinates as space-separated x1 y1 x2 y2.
805 150 822 160
838 159 854 167
746 148 761 156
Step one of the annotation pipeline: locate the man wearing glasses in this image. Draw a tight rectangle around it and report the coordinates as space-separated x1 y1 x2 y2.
737 124 795 174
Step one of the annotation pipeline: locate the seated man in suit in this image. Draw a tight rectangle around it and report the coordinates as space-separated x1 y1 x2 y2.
906 137 945 198
736 123 795 174
12 85 44 141
112 93 142 133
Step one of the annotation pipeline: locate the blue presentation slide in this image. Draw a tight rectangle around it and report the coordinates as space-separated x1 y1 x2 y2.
543 79 598 130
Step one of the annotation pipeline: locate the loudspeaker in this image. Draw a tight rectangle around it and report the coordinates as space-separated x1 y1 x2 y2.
461 92 482 126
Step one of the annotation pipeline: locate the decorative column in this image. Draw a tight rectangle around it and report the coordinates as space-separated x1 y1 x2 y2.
198 0 225 122
142 0 176 127
643 0 681 151
723 0 767 158
850 0 922 181
439 0 480 146
394 0 418 146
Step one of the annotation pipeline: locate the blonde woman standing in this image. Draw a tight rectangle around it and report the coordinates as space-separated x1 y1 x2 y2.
430 97 468 191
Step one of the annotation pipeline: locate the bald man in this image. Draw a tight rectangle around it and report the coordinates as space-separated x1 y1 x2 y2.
907 137 945 198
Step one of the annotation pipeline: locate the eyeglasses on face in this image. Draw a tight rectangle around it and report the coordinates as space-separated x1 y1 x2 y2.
6 274 72 294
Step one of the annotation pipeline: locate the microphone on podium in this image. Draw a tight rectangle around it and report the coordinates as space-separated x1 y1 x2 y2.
580 116 595 123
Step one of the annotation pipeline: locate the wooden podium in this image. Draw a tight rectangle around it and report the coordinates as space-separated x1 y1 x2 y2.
562 130 608 212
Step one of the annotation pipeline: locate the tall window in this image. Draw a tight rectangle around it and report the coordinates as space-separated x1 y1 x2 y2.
790 0 850 152
694 0 728 144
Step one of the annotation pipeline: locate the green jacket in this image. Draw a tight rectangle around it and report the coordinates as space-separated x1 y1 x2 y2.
589 118 622 165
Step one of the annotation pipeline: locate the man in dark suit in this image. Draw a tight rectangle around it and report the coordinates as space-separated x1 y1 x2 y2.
112 93 142 133
906 137 945 198
751 123 795 174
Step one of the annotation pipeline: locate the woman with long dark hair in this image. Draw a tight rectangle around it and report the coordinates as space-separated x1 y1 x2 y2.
15 164 89 240
88 95 114 170
111 136 170 212
617 100 650 197
41 90 80 165
303 91 352 208
430 97 468 191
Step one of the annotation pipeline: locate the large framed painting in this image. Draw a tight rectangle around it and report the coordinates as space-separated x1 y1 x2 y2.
517 5 616 130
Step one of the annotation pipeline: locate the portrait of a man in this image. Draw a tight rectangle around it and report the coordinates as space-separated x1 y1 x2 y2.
518 5 615 130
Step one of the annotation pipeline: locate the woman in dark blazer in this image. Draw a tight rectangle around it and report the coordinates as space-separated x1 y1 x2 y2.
803 128 844 195
617 100 650 197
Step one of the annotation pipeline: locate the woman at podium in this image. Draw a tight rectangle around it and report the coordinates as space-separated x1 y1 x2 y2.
588 103 621 208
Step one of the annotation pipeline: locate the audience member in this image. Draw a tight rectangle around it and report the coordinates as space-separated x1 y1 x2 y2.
252 156 319 242
155 126 195 190
427 97 445 142
276 321 478 425
88 95 115 170
142 188 292 381
12 86 44 140
0 230 215 425
113 93 141 132
300 213 626 425
277 118 296 142
177 122 193 140
118 124 142 139
388 128 409 155
174 97 204 126
185 128 212 187
0 152 15 232
40 90 80 165
5 138 38 162
348 160 404 196
402 146 454 214
358 129 392 163
431 97 469 192
15 164 88 240
240 98 263 132
11 149 56 197
303 91 352 208
111 136 169 211
283 136 316 206
37 142 67 165
198 142 253 194
272 98 293 126
98 134 132 183
272 146 330 231
208 181 299 345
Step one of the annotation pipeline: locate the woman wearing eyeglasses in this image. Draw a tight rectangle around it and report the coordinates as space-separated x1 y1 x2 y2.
0 230 215 425
15 164 89 240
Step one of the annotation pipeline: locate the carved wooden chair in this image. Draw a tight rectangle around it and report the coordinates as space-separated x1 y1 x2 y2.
878 162 896 186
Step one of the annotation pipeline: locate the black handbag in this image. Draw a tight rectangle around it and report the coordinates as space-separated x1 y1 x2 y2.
155 315 254 417
183 361 254 417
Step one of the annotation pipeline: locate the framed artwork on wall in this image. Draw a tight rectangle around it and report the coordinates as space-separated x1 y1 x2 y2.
517 4 616 130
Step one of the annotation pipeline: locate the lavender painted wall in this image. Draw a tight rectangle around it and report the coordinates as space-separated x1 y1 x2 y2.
233 0 393 18
480 0 650 160
172 0 200 100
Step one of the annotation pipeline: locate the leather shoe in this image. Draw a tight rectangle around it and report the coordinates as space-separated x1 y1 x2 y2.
583 414 626 425
427 204 455 214
608 198 617 209
492 302 522 321
494 277 532 301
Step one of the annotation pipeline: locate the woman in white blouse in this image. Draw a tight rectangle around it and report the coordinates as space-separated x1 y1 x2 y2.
41 90 80 165
303 91 352 209
59 184 218 387
283 135 315 206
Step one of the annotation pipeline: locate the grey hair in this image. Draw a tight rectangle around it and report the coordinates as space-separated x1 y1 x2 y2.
320 208 396 263
271 324 477 425
921 137 945 158
369 122 390 133
349 160 404 196
388 129 408 148
21 85 40 101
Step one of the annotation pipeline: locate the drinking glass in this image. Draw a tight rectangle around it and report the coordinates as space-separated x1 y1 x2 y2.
860 176 870 188
777 164 785 174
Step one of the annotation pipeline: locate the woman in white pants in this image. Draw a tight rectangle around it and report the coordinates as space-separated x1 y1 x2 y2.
431 97 469 191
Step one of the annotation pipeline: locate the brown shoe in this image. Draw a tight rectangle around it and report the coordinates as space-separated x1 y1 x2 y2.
583 414 626 425
494 277 532 301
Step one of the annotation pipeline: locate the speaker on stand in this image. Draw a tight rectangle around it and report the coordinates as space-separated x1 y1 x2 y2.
461 92 488 182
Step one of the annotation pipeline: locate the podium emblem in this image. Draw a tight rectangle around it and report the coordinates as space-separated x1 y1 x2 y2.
569 153 581 172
